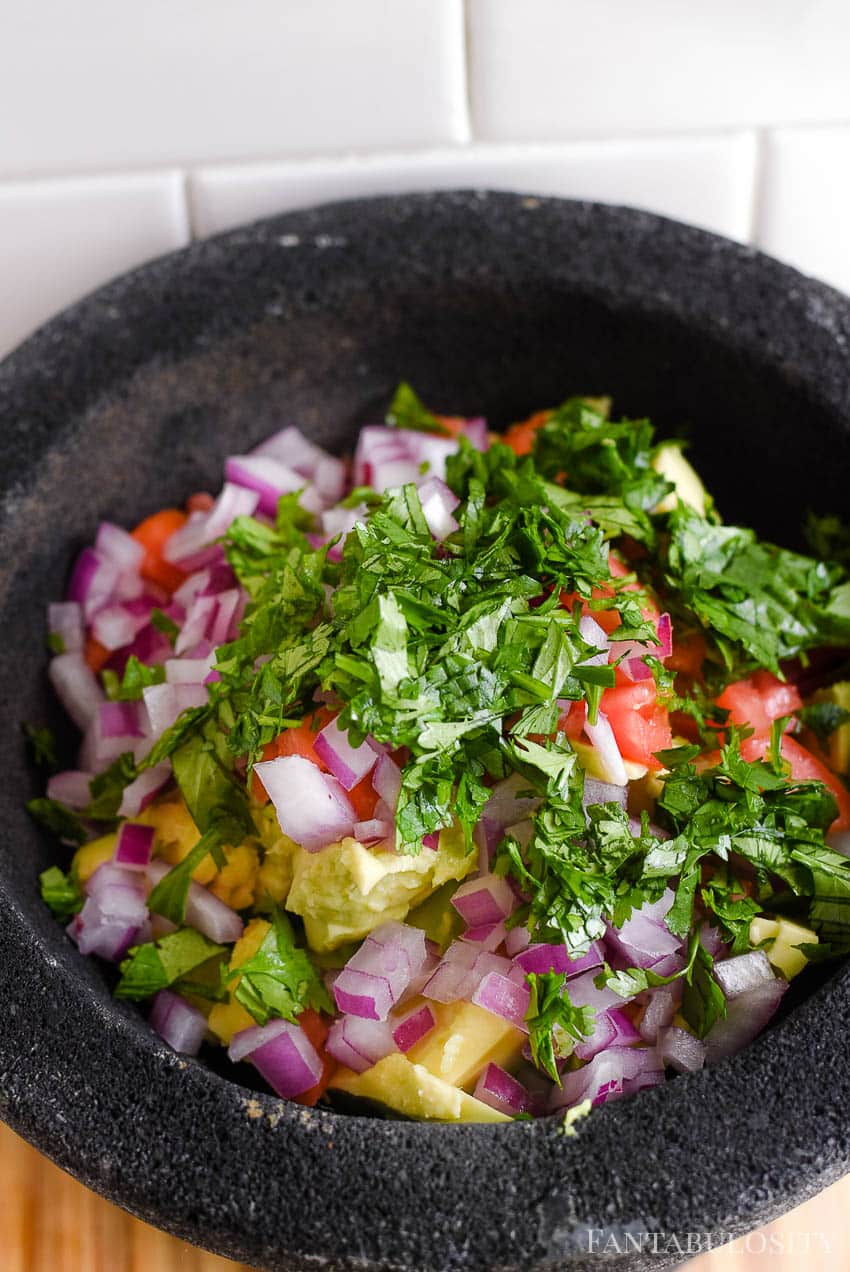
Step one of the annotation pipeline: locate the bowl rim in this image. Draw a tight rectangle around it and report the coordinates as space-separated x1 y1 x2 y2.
2 190 850 1272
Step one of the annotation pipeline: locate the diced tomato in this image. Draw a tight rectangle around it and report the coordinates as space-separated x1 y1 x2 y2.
741 734 850 832
601 680 672 770
84 634 110 673
666 633 708 680
432 413 471 439
294 1008 337 1108
561 552 660 635
558 700 586 740
501 410 551 457
186 491 215 513
130 507 188 594
716 671 802 735
348 772 379 822
251 708 335 804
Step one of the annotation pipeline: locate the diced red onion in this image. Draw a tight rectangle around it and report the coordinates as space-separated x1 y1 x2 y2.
459 416 489 451
47 601 84 653
142 682 209 741
100 701 145 740
703 978 787 1065
165 653 217 684
575 1007 641 1061
353 818 392 844
421 940 480 1003
118 761 172 818
451 874 515 927
208 588 245 646
459 920 506 952
656 613 673 659
326 1014 396 1072
174 594 218 656
95 521 145 573
334 921 427 1020
638 984 681 1043
504 925 531 957
582 777 629 811
391 1004 436 1053
552 1045 664 1110
606 904 683 969
474 1063 537 1116
46 769 93 809
255 754 355 852
583 709 628 786
225 454 309 518
482 772 542 829
114 822 155 870
472 971 530 1033
514 939 605 978
228 1018 323 1097
314 716 378 791
578 615 610 666
321 504 365 557
49 651 104 731
699 922 729 961
67 547 120 620
147 859 244 943
568 969 634 1014
659 1025 706 1074
418 476 460 541
422 831 439 850
372 753 402 810
163 483 259 566
313 454 347 505
251 424 328 475
712 950 775 999
75 865 148 961
150 989 207 1056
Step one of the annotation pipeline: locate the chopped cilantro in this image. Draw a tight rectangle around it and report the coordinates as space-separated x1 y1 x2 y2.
103 654 166 701
22 722 59 772
39 865 83 921
27 797 86 845
525 971 595 1084
115 927 227 1000
231 908 331 1025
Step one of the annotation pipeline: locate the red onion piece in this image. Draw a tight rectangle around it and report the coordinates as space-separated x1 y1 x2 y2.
391 1004 436 1053
49 652 104 731
251 424 330 476
142 682 209 741
163 483 259 566
46 769 93 809
703 978 787 1065
473 1062 537 1116
333 921 428 1021
582 777 629 811
459 416 489 451
95 521 145 573
471 971 530 1033
225 454 308 518
482 772 542 829
326 1014 396 1072
583 709 628 786
552 1045 664 1111
659 1025 706 1074
114 822 155 870
313 454 347 505
606 902 683 968
504 925 531 957
47 601 84 653
228 1019 323 1097
353 818 392 844
100 701 145 740
459 920 506 952
75 865 148 961
254 754 355 852
67 547 120 620
174 594 217 656
567 969 634 1014
165 653 217 684
637 984 681 1043
513 939 605 978
150 989 207 1056
712 950 775 999
147 859 244 943
575 1006 641 1061
314 715 379 791
353 425 458 492
578 615 610 666
118 761 172 818
418 476 460 540
451 874 516 927
372 753 402 809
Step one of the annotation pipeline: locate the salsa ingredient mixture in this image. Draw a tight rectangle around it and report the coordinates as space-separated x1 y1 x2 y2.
29 386 850 1123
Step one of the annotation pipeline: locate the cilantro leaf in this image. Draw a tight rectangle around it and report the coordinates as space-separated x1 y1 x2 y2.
525 970 595 1084
22 722 59 771
385 382 448 435
103 654 166 701
231 908 331 1025
39 865 84 921
27 797 86 845
115 927 227 1000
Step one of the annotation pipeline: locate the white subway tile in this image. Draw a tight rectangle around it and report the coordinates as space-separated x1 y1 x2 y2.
0 0 467 178
190 135 756 242
469 0 850 140
0 172 189 359
757 126 850 296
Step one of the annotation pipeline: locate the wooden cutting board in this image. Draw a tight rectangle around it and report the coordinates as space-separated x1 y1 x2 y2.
1 1119 845 1270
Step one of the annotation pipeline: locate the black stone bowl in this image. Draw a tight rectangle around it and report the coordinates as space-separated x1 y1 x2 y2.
1 192 849 1271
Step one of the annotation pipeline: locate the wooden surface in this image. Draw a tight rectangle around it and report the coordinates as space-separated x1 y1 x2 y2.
1 1118 845 1270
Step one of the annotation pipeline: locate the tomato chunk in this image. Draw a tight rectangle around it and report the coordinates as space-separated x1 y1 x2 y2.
716 671 802 735
742 734 850 832
294 1008 336 1108
601 681 672 769
131 508 188 594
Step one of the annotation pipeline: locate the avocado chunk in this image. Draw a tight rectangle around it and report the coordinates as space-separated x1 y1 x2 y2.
329 1053 510 1122
286 825 476 953
407 999 525 1090
406 881 464 952
749 915 817 980
651 441 710 516
811 681 850 776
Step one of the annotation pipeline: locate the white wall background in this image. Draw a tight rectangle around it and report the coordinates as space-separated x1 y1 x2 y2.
1 0 849 358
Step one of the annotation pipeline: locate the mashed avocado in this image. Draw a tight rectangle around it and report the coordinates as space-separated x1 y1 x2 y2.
286 823 476 952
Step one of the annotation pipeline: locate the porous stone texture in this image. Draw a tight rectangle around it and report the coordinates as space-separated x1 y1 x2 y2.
0 192 849 1271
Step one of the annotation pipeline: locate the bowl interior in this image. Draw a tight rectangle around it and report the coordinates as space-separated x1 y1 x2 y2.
1 192 849 1271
